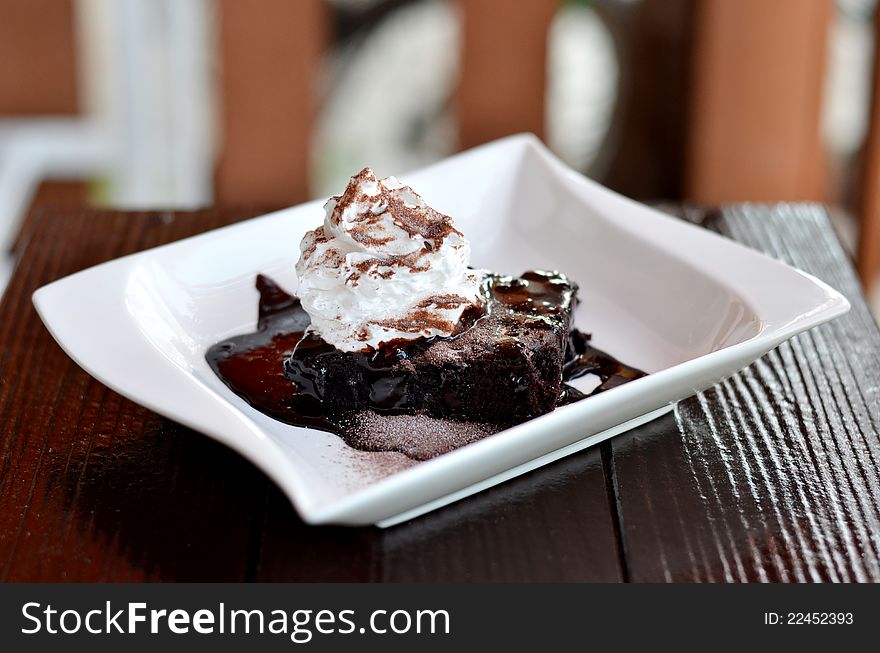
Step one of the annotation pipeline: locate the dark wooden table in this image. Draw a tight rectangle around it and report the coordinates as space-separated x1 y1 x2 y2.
1 204 879 582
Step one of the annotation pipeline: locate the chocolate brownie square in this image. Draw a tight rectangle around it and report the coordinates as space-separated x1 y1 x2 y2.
285 270 578 424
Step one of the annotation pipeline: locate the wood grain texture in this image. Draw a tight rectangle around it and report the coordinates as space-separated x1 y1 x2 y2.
611 204 880 581
256 445 624 582
0 204 876 582
0 209 271 581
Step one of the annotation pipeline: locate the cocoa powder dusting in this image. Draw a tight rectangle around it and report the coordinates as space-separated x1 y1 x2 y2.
372 309 457 335
415 294 469 309
301 228 329 260
340 411 500 461
326 168 458 254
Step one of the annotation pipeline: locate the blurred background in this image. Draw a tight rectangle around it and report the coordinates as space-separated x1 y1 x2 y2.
2 0 879 314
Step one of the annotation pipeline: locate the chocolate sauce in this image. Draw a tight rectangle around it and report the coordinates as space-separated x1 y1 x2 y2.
559 329 647 404
206 275 646 458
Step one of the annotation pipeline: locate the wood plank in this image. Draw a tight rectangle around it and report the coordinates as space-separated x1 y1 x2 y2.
11 181 89 255
0 208 272 581
686 0 831 202
456 0 557 148
215 0 326 204
256 446 624 582
611 204 880 581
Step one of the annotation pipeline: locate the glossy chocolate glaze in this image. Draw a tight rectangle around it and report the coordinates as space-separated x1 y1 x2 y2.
206 275 647 458
558 329 648 404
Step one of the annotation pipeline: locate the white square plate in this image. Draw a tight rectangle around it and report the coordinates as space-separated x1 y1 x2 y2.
33 135 849 526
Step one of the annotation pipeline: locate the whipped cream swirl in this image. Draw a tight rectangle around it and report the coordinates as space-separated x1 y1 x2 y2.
295 168 485 352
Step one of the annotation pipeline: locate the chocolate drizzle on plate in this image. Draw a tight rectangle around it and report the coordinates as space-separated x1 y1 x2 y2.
206 275 647 460
559 329 648 404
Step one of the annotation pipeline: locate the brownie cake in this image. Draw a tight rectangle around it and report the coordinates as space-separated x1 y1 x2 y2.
285 270 577 424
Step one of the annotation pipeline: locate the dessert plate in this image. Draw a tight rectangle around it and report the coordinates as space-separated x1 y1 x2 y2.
32 135 850 526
